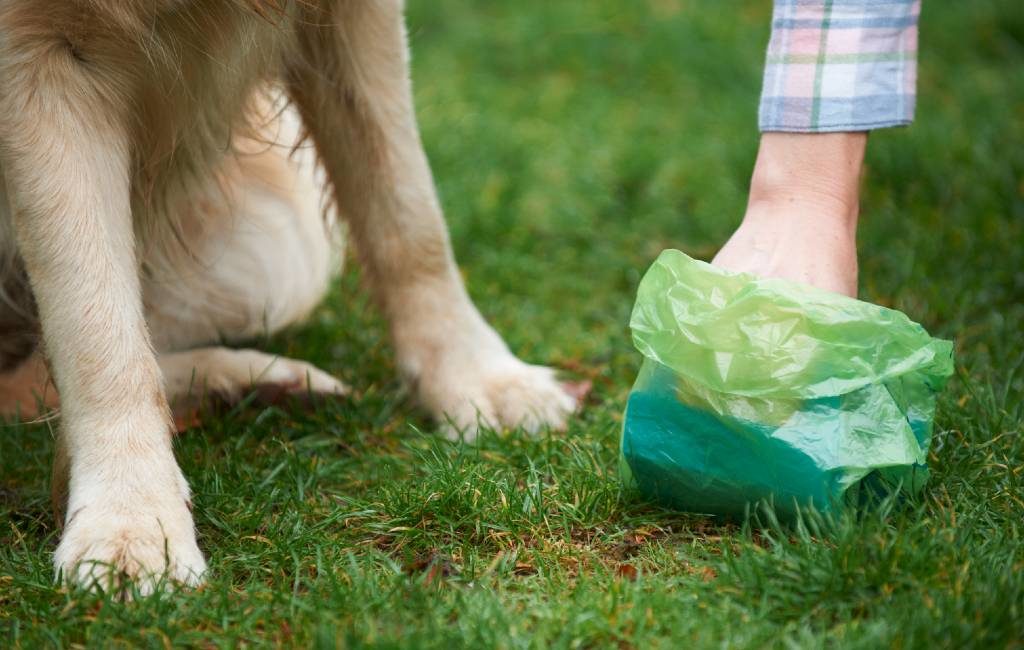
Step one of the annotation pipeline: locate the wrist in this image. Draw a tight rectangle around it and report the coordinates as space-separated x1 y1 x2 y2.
746 132 866 226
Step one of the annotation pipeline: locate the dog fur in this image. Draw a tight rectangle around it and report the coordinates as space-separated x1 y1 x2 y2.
0 0 576 593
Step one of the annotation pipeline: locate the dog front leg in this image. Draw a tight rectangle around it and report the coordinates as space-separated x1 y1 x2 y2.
288 1 577 438
0 32 204 592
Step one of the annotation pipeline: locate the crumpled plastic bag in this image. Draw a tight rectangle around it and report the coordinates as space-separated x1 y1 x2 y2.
620 250 954 519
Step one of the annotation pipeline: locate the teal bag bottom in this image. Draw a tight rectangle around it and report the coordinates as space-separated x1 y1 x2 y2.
621 251 953 520
622 362 930 519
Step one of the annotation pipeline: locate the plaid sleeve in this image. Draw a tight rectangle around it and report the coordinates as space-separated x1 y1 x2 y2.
759 0 920 132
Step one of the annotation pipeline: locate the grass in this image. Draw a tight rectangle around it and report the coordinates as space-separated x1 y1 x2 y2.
2 0 1023 647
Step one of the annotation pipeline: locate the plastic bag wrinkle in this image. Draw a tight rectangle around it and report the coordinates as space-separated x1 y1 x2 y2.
621 250 953 518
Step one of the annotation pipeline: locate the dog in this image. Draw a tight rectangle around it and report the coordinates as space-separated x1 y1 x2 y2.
0 0 577 593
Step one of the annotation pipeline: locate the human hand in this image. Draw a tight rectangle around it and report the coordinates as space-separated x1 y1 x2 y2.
712 132 865 298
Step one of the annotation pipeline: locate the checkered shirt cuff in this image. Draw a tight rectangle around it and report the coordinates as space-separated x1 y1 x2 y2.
759 0 920 132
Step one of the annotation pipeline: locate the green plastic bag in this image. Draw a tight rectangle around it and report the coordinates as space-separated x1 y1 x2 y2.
621 250 954 519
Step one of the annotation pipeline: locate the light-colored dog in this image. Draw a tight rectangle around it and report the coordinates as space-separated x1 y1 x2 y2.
0 0 577 593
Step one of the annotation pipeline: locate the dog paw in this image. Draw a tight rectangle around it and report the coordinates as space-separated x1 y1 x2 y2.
54 488 206 597
206 349 348 402
163 348 348 430
420 354 580 440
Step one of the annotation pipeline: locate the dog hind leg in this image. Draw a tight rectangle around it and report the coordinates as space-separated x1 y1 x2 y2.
145 102 339 353
0 354 55 421
142 103 348 419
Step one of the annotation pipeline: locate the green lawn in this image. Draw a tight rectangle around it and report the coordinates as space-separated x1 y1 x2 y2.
2 0 1023 647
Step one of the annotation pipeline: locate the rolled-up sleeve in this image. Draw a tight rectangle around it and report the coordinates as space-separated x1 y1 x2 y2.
759 0 920 132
